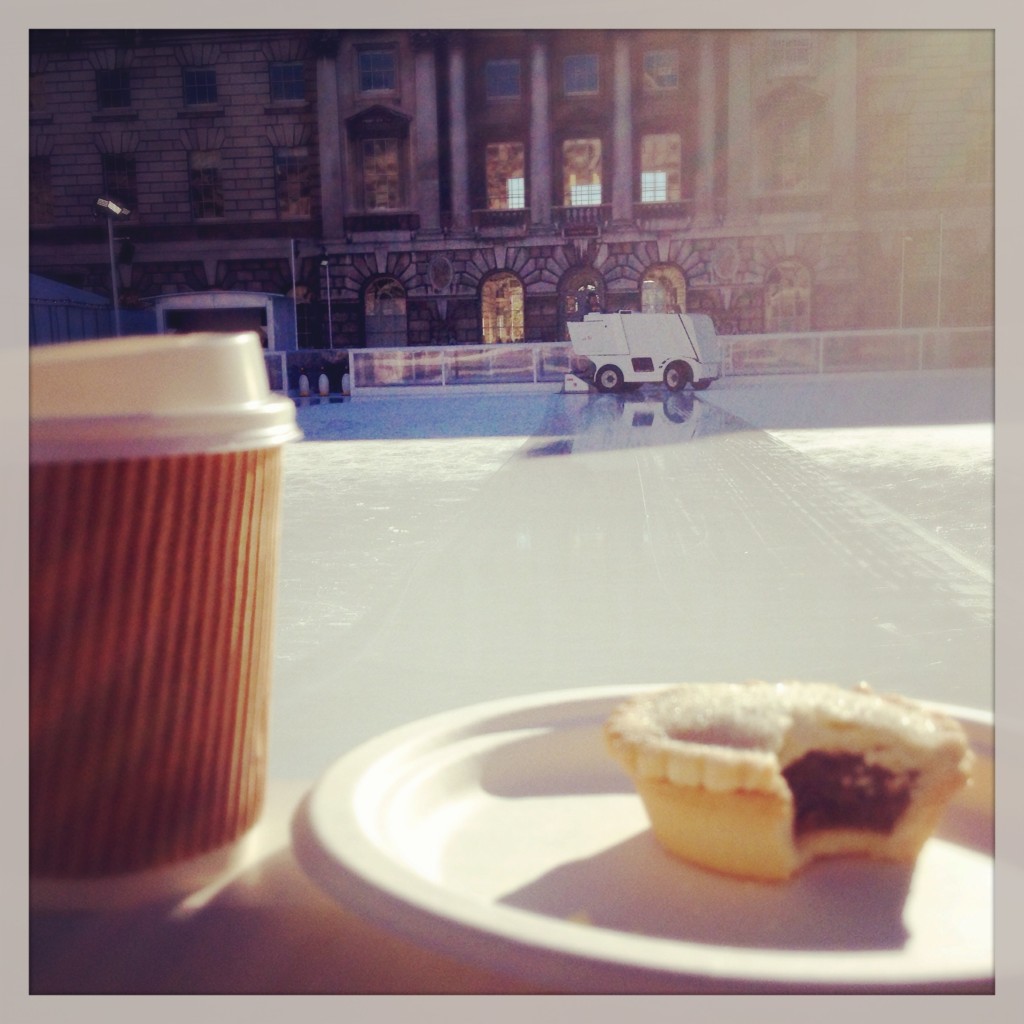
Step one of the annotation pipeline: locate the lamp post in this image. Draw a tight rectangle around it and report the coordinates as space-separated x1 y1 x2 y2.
96 198 131 336
898 233 912 329
320 249 334 349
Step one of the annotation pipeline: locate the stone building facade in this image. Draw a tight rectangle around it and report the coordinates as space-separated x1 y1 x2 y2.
28 28 993 350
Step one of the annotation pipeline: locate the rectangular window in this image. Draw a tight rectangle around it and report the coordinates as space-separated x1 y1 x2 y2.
640 133 682 202
640 172 666 203
563 138 602 205
269 61 305 102
643 50 679 91
275 147 312 218
96 68 131 109
485 142 526 210
29 155 53 224
506 177 525 208
485 59 521 99
183 67 218 106
101 153 138 211
361 138 402 210
358 49 397 93
563 54 599 95
189 150 223 218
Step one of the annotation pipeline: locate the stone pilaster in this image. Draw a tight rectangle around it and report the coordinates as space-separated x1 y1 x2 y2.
610 34 633 226
529 35 552 229
412 31 441 234
695 31 718 228
447 33 472 235
314 32 345 238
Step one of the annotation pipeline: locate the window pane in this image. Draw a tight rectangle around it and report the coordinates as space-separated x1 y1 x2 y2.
189 151 223 218
506 177 525 208
96 68 131 109
362 138 402 210
562 138 602 205
485 142 526 210
183 67 217 105
641 172 666 203
275 147 311 217
640 133 681 201
482 272 525 343
563 54 598 95
485 59 521 99
358 50 396 92
269 62 305 101
643 50 678 90
102 154 138 210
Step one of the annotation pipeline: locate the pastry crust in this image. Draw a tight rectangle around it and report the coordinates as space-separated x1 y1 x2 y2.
605 681 972 881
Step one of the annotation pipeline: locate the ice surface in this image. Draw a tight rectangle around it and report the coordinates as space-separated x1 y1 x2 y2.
271 369 993 779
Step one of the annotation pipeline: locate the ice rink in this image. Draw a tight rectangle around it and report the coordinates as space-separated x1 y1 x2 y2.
271 368 993 781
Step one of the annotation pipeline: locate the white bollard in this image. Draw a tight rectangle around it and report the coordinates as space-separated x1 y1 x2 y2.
298 373 310 397
318 372 329 396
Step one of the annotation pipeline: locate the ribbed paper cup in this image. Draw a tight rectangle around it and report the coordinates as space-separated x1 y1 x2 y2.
29 333 301 901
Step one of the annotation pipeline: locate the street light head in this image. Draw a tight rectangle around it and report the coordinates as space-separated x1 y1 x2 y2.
96 197 131 218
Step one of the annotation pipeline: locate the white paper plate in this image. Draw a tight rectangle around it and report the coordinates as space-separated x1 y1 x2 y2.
292 685 994 993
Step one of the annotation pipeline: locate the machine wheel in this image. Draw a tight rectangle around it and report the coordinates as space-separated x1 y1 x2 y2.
692 379 712 391
595 364 625 393
663 361 692 392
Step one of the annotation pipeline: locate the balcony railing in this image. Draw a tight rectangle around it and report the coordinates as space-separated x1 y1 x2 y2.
635 199 695 227
471 208 531 232
343 212 421 234
553 204 611 235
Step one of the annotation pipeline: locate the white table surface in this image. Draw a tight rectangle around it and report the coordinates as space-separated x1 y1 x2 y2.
28 371 997 997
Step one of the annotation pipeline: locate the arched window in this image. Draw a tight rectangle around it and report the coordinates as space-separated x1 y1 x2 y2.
363 277 407 348
764 260 811 332
641 265 687 313
481 272 525 343
559 270 604 340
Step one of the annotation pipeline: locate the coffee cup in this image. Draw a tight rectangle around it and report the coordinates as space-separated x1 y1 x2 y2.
29 332 301 905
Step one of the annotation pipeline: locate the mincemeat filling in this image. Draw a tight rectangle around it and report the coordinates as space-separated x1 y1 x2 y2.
782 751 917 836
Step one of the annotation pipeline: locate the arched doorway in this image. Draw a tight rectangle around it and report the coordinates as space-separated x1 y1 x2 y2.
764 260 811 332
363 277 407 347
480 271 525 343
559 269 605 340
641 264 687 313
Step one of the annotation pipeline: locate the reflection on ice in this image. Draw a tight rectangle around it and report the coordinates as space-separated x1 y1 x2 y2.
524 390 747 458
272 370 993 778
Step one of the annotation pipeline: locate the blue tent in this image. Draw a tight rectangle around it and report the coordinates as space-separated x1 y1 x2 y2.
29 274 156 344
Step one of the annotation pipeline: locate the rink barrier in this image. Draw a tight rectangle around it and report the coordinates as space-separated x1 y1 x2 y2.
263 326 991 395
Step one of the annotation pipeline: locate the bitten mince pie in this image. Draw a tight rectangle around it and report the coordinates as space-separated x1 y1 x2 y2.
604 680 972 881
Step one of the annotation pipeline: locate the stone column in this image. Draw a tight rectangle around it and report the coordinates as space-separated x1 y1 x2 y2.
725 31 753 225
830 30 858 215
529 35 552 229
694 31 718 227
412 32 441 234
611 34 633 225
448 33 472 235
314 32 345 238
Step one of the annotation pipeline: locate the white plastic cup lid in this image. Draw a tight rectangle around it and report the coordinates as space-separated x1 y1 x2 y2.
30 332 302 463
